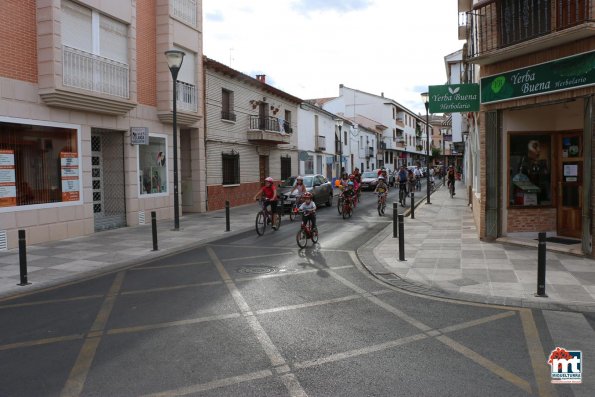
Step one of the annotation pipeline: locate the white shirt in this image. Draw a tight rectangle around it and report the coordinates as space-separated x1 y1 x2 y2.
414 168 422 177
299 201 316 213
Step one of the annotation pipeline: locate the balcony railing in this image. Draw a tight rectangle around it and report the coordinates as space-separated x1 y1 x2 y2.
249 115 291 133
467 0 593 58
171 0 197 27
368 147 374 158
221 111 236 121
315 135 326 152
177 81 197 112
62 45 129 99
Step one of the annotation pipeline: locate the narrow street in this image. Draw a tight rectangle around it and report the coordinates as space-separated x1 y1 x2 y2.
0 189 592 396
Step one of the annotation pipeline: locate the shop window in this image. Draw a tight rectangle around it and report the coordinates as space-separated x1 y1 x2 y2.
0 120 79 208
509 134 551 207
139 135 168 195
222 153 239 185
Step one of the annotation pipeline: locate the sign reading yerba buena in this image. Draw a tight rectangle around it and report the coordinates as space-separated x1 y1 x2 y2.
428 84 479 113
481 50 595 104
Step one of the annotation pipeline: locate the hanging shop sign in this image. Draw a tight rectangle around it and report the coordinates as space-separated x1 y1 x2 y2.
130 127 149 145
428 84 480 113
0 150 16 207
60 152 80 201
481 50 595 104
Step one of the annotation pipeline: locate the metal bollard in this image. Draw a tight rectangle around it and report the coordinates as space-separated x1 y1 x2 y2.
535 232 547 297
18 230 31 286
410 192 415 219
225 201 230 232
393 202 398 238
398 214 405 261
151 211 158 251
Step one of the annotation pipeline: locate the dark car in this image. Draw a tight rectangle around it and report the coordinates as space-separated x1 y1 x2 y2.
360 171 379 190
278 174 333 210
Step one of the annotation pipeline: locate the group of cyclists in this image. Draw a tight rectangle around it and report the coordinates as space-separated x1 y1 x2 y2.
253 164 458 241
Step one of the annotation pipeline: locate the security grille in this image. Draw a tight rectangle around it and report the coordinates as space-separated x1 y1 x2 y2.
0 230 7 251
91 130 126 231
138 211 145 225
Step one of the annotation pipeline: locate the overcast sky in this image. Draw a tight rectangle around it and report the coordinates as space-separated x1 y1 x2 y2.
203 0 464 115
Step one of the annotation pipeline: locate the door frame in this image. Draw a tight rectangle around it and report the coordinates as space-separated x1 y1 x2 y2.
556 131 583 238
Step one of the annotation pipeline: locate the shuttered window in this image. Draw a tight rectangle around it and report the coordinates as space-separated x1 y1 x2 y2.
61 0 92 52
222 154 239 185
175 46 196 84
100 15 127 63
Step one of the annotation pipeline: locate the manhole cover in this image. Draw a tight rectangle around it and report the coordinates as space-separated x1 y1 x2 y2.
236 265 278 275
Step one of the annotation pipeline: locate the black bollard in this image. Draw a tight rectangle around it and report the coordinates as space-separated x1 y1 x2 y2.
17 230 30 286
398 214 405 261
410 192 415 219
225 201 230 232
151 211 158 251
535 232 547 297
393 202 398 238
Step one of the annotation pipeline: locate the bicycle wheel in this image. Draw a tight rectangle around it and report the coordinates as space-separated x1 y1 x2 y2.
274 212 281 230
289 205 296 222
377 200 382 216
255 212 266 235
337 197 343 215
342 203 350 219
296 229 308 248
381 200 386 215
450 183 454 198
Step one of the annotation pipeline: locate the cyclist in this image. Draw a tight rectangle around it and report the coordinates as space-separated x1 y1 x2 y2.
447 165 456 195
340 172 350 188
413 164 423 191
253 176 279 229
289 176 307 214
396 165 408 206
342 180 356 209
375 175 388 205
349 174 360 206
298 192 317 231
353 168 362 184
407 169 416 195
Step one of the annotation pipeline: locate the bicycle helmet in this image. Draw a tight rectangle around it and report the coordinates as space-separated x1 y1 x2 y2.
303 192 313 199
378 176 385 180
296 176 303 181
348 181 354 186
265 177 274 183
349 174 355 180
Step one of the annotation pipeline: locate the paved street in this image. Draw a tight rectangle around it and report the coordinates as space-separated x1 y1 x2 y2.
1 188 594 396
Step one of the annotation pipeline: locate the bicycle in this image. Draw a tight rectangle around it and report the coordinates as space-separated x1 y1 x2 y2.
336 187 344 215
296 210 318 248
377 191 387 216
398 182 407 207
288 195 302 222
448 180 455 198
255 198 281 235
415 176 422 191
341 196 354 219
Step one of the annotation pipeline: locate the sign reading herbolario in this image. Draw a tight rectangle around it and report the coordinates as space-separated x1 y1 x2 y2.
481 50 595 104
0 150 16 207
428 84 480 114
60 152 80 201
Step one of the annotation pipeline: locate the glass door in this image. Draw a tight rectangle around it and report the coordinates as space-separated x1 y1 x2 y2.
557 133 582 238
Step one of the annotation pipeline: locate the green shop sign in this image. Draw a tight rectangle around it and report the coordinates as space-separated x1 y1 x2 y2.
481 50 595 104
428 84 479 113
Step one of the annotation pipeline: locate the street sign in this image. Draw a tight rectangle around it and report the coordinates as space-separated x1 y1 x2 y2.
130 127 149 145
298 151 310 161
428 84 480 113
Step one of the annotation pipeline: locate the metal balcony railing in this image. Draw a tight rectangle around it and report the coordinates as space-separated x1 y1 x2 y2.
177 81 197 112
249 115 291 133
368 147 374 158
315 135 326 151
171 0 197 27
221 111 236 121
467 0 593 58
62 46 129 99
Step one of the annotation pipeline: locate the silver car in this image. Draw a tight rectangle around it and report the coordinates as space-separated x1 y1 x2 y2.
278 174 333 207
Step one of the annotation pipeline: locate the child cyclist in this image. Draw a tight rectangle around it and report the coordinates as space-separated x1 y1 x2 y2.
349 174 360 206
253 176 279 229
375 175 389 199
342 180 357 209
298 192 316 231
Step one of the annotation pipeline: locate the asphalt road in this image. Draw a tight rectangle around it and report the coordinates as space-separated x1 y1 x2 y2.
0 188 592 397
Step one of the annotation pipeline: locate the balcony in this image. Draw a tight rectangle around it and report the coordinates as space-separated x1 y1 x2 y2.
247 115 291 144
395 140 406 149
177 81 198 112
315 135 326 152
40 45 135 115
221 110 237 122
467 0 595 64
395 118 405 129
171 0 197 27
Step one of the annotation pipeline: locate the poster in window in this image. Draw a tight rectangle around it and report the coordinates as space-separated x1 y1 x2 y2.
0 150 16 207
509 135 551 206
60 152 80 201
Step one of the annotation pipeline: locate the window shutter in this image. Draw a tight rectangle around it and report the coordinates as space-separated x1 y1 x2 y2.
61 0 92 52
175 47 195 84
100 15 128 63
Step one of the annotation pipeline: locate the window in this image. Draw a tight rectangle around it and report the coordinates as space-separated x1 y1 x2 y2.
509 134 551 207
139 135 168 195
305 156 314 175
222 153 239 185
281 156 291 180
0 120 79 208
284 110 292 133
500 0 550 47
221 89 235 121
316 155 323 174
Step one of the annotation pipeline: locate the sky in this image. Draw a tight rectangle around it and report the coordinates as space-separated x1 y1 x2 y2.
203 0 464 116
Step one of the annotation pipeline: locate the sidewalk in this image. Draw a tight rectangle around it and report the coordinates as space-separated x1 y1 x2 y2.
359 181 595 312
0 203 259 300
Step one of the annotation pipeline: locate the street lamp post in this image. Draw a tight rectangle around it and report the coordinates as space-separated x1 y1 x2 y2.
335 119 344 177
421 92 431 204
165 49 185 230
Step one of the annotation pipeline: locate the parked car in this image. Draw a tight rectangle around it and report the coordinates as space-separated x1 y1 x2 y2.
360 171 379 191
278 174 333 210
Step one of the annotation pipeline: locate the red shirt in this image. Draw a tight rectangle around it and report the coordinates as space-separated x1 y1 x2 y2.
262 185 276 200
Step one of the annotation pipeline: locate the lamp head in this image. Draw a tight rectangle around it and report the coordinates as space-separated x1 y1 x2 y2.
335 118 344 128
165 49 186 72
